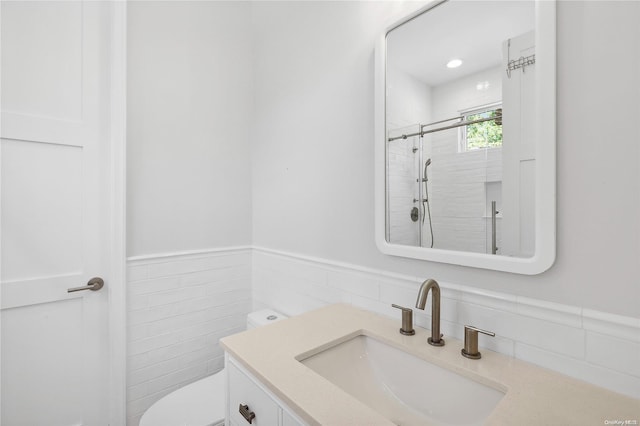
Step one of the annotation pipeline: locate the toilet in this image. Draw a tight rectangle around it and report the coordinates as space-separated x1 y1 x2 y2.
139 309 288 426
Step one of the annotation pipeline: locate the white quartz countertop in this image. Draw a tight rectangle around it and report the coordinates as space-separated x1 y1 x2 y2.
220 304 639 425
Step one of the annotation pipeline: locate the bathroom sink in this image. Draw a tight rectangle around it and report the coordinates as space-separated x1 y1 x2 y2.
299 335 505 426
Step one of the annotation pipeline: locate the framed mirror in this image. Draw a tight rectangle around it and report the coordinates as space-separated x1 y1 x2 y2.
374 0 556 274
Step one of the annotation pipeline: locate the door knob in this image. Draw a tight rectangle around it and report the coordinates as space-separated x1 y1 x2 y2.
68 277 105 293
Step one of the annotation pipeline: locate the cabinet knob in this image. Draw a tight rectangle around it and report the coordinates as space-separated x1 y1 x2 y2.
239 403 256 424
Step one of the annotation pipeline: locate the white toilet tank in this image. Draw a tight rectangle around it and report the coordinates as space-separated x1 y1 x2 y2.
247 308 288 329
139 308 287 426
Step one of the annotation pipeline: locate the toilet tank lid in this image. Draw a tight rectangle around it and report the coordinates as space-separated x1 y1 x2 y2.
247 309 288 328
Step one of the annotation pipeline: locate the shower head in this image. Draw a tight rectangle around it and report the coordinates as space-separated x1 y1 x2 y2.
423 158 432 182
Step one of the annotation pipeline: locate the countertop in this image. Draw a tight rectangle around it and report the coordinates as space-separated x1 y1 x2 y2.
220 304 639 425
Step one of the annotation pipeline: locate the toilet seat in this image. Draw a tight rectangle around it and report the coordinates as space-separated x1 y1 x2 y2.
139 370 226 426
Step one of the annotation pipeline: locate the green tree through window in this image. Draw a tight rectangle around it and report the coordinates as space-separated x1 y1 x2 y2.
463 108 502 150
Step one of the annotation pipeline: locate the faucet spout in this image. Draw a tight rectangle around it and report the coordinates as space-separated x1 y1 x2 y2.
415 278 445 346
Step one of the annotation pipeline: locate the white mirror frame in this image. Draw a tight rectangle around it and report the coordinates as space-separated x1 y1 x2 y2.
374 0 556 275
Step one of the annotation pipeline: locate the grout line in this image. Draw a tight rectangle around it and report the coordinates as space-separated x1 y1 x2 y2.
127 325 244 372
128 264 251 285
127 246 252 263
128 311 249 344
131 288 250 312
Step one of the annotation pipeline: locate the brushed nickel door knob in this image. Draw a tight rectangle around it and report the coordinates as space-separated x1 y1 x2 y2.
67 277 105 293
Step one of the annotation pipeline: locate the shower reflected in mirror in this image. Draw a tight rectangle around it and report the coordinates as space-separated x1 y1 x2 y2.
385 0 535 257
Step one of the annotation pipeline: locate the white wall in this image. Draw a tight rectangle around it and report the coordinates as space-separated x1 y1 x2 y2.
387 68 431 130
251 0 640 319
126 3 253 424
127 1 253 257
251 1 403 269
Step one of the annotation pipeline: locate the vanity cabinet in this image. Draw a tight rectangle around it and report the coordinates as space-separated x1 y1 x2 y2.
226 355 306 426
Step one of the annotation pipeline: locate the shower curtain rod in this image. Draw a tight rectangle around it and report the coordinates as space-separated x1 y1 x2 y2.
388 111 502 142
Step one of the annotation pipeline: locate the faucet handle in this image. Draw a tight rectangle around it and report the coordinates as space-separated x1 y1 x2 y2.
461 325 495 359
391 304 415 336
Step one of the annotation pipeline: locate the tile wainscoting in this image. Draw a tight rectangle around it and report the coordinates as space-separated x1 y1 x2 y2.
125 246 639 424
126 248 252 426
252 247 640 400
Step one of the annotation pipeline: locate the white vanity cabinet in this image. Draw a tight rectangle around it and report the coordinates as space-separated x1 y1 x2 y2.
226 354 306 426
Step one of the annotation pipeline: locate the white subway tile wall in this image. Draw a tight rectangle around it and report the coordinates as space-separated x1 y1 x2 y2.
126 249 252 426
427 67 504 254
125 246 640 423
252 247 640 400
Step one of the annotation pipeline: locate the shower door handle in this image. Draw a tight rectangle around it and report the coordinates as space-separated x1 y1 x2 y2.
491 201 498 255
68 277 105 293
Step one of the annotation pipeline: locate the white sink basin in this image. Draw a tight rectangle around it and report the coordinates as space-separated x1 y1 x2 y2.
299 335 505 426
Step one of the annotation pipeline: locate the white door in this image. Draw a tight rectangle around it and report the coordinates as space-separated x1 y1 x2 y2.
1 2 116 425
501 31 536 258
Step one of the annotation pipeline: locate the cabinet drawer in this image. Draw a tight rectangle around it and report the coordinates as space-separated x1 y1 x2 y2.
228 360 279 426
282 408 305 426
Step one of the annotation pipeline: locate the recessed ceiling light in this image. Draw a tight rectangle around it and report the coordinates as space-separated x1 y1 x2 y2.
446 59 463 69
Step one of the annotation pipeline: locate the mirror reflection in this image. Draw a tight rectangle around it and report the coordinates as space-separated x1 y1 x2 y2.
386 0 536 257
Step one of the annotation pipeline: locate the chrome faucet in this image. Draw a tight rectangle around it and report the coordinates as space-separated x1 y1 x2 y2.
415 278 444 346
